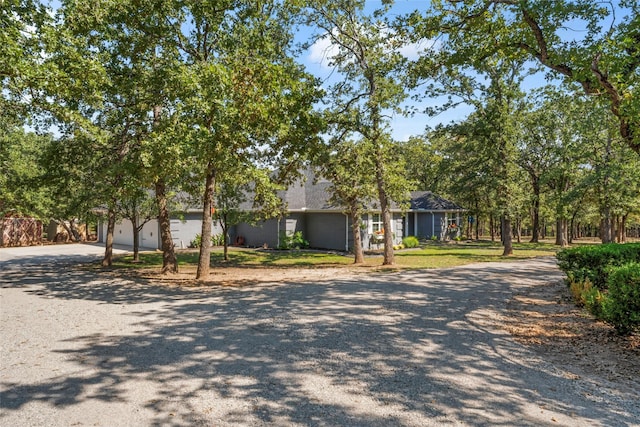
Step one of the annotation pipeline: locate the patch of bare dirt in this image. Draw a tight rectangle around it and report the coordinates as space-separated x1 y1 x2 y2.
122 265 371 288
504 279 640 391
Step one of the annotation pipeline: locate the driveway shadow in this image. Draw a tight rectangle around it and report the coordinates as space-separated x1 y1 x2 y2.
1 257 636 426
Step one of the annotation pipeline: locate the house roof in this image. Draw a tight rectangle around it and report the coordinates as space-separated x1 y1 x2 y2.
409 191 465 211
274 170 464 213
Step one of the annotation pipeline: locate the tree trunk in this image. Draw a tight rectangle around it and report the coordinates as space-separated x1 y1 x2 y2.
555 218 569 247
102 207 116 267
223 235 229 261
515 217 521 243
601 208 615 243
349 204 365 265
374 156 394 265
501 216 513 256
530 183 540 243
475 216 480 240
56 220 73 242
615 215 623 243
569 209 580 244
69 219 82 241
197 168 216 279
490 215 496 242
221 212 229 262
380 201 394 265
132 214 140 262
155 178 178 274
621 214 628 243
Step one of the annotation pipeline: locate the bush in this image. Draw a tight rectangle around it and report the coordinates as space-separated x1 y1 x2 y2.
602 263 640 334
568 278 604 317
557 243 640 290
402 236 420 248
191 233 225 248
190 234 203 248
212 234 225 246
278 231 309 250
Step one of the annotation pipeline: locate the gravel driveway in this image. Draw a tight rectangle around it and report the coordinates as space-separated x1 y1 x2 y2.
1 244 638 426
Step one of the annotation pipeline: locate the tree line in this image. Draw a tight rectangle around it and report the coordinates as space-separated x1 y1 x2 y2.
2 0 639 275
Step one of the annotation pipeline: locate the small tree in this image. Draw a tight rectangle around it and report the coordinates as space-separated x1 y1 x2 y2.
306 0 414 265
314 136 376 264
214 168 284 262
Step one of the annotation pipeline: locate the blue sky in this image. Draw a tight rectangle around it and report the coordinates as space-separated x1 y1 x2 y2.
293 0 630 141
295 0 456 141
39 0 628 142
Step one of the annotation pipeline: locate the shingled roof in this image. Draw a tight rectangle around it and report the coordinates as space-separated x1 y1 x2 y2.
273 171 464 212
409 191 465 211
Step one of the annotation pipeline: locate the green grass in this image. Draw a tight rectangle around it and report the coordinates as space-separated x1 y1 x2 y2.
392 241 558 269
110 240 558 271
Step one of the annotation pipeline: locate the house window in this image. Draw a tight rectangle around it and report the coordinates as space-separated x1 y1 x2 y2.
372 213 383 234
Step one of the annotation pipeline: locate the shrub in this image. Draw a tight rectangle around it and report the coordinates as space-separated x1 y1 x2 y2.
212 234 225 246
190 234 203 248
568 278 604 317
602 263 640 334
278 231 309 250
557 243 640 290
402 236 420 248
190 233 225 248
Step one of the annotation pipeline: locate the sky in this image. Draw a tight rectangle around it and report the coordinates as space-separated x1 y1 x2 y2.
37 0 628 142
293 0 630 142
296 0 455 142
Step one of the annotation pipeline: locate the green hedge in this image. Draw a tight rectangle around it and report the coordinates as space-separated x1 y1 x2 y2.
557 243 640 290
557 243 640 335
602 263 640 334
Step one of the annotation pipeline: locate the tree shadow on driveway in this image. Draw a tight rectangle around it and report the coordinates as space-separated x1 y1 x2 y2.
1 257 637 426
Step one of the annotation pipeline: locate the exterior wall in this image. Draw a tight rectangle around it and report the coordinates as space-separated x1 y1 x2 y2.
100 212 223 250
104 219 161 249
140 219 160 249
305 212 348 251
284 213 306 236
170 213 223 249
236 218 279 248
363 212 404 249
407 212 446 240
113 219 135 247
392 213 404 243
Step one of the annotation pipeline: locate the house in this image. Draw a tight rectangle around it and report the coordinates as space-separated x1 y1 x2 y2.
99 172 465 251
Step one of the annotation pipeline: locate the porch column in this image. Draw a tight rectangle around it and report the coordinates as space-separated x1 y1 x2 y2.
345 214 349 252
431 212 435 237
414 212 418 237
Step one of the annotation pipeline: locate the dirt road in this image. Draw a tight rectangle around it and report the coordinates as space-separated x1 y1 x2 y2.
1 244 638 426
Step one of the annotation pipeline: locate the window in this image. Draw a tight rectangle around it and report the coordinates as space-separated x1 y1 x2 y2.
447 216 458 229
372 213 383 234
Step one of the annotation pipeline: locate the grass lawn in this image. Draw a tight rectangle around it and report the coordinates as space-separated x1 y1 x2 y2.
111 240 558 271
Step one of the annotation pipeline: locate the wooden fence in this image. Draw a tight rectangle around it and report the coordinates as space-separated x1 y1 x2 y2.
0 217 43 247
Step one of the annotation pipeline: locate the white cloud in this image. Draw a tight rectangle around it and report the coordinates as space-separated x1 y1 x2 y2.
307 34 340 69
307 29 439 70
397 38 440 61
